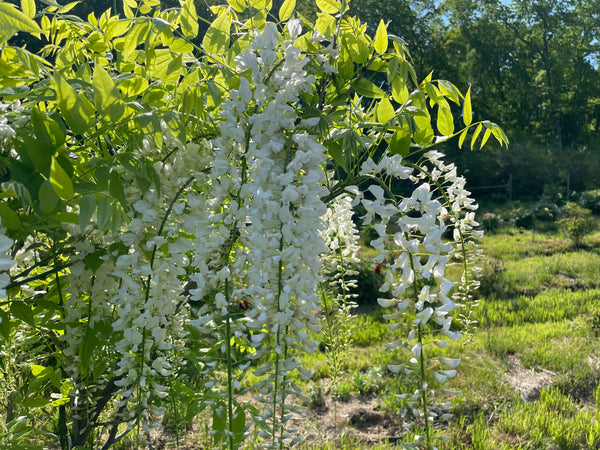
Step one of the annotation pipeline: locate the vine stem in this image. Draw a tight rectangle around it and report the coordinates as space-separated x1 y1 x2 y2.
406 238 431 446
225 278 235 450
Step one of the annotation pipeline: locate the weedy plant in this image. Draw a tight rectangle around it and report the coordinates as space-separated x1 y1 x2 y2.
0 0 507 448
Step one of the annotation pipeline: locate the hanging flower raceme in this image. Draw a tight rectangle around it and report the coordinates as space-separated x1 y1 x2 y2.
356 151 479 444
186 21 330 447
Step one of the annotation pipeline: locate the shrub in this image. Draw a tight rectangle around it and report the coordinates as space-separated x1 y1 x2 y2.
559 203 595 247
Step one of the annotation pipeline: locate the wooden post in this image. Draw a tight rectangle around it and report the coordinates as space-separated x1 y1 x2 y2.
508 173 513 202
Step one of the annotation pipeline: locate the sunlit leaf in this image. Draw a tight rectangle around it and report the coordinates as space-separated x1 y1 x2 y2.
374 20 388 54
203 9 231 55
377 97 395 123
0 2 41 44
471 123 482 150
54 74 94 135
50 156 74 200
21 0 36 18
437 98 454 136
315 13 336 37
279 0 295 21
316 0 340 14
93 65 125 122
463 85 472 126
180 0 198 38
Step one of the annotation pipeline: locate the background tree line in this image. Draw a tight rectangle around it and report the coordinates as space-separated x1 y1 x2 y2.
8 0 600 199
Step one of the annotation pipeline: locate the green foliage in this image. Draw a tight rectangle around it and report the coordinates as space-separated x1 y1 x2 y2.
559 202 596 247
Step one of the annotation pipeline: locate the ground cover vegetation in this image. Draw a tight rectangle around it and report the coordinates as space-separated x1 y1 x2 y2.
0 0 508 449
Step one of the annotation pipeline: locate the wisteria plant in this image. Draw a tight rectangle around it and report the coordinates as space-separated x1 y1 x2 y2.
0 0 507 448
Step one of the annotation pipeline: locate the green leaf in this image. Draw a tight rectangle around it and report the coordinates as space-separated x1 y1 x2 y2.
463 85 472 126
374 20 388 54
436 98 454 136
39 180 60 215
180 0 199 39
96 197 112 230
377 97 395 123
93 65 124 123
458 128 468 149
203 9 230 55
50 156 74 200
0 203 20 230
84 249 106 273
0 2 42 44
470 123 482 151
79 195 96 232
109 171 127 208
232 405 246 447
21 0 36 19
0 309 10 340
207 81 222 106
54 74 94 135
316 0 340 14
11 301 35 326
352 78 385 98
389 128 411 156
79 327 99 375
315 13 336 38
279 0 295 21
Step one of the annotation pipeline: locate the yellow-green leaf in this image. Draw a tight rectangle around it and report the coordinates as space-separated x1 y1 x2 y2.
93 65 125 122
54 74 95 135
279 0 295 21
316 0 340 14
377 97 395 123
123 1 134 19
463 85 472 126
315 13 335 37
470 123 482 150
249 0 271 9
374 20 388 54
437 98 454 136
50 156 74 200
228 0 246 12
352 78 385 99
458 128 468 149
480 126 492 149
391 75 409 104
203 9 230 55
21 0 35 18
0 2 42 44
180 0 198 39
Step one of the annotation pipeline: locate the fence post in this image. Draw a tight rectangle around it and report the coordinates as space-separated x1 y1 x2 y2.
508 173 513 202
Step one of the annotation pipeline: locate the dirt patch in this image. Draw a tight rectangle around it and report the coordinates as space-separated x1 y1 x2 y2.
504 355 555 401
292 394 404 446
